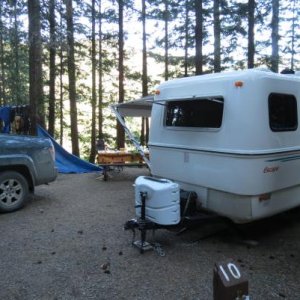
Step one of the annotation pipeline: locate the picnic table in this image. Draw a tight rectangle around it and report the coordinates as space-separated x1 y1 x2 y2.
96 151 149 181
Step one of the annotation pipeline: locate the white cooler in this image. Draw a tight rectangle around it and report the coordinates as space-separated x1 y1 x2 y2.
134 176 180 225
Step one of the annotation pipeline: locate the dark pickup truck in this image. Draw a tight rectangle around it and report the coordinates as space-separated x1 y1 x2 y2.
0 134 57 212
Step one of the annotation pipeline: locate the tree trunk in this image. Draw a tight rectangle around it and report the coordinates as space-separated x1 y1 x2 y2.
164 0 169 81
28 0 44 135
98 0 103 138
141 0 148 146
248 0 255 69
145 117 149 146
271 0 279 73
117 0 125 149
65 0 79 156
184 0 189 77
89 0 97 163
59 47 64 145
195 0 203 75
290 0 296 70
213 0 221 72
142 0 148 97
59 0 64 145
0 1 6 105
12 2 20 103
141 117 145 146
48 0 56 137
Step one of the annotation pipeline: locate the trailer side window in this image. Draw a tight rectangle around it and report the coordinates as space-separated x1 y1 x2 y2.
269 93 298 132
165 98 224 128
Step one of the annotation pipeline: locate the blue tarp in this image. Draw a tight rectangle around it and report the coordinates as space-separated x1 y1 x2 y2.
0 106 11 133
37 125 103 174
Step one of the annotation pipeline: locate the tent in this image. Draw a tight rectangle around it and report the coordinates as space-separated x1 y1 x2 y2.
37 126 102 174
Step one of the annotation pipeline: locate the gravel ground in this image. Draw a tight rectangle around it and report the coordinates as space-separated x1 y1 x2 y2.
1 168 300 300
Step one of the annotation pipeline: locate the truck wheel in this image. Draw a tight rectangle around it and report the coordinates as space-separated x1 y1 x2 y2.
0 171 29 212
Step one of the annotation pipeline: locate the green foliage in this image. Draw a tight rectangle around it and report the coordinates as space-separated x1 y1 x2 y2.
0 0 29 105
1 0 299 156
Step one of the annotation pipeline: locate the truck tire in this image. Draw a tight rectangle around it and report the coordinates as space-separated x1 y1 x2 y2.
0 171 29 212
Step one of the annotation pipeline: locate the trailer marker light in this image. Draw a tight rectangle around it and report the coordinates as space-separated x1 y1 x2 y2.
235 81 244 87
259 193 271 202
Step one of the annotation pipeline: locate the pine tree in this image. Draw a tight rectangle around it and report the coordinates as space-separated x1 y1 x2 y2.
289 0 299 70
141 0 148 146
183 0 191 76
48 0 56 136
195 0 204 74
0 0 6 105
221 0 246 70
147 0 180 79
28 0 44 135
170 0 194 77
248 0 255 68
117 0 125 149
271 0 279 72
10 0 21 103
65 0 79 156
58 0 66 145
89 0 97 163
213 0 221 72
281 0 300 70
98 0 103 139
0 1 29 105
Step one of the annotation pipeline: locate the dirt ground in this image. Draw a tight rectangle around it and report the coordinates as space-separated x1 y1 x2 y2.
0 167 300 300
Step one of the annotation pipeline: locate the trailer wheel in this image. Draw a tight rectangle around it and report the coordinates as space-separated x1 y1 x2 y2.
0 171 29 212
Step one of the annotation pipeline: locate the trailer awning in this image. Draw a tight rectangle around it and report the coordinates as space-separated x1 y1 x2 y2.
111 96 154 170
112 95 154 118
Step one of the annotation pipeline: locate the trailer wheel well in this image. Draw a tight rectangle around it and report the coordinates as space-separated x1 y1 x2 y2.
0 165 34 192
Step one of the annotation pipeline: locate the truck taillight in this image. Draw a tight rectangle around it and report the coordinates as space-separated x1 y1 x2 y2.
49 143 55 161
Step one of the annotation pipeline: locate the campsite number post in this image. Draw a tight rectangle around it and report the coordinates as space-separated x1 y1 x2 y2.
213 260 249 300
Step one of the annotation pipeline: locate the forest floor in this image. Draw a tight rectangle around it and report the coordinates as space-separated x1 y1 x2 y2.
0 167 300 300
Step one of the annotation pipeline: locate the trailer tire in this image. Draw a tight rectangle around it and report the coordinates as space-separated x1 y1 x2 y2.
0 171 29 212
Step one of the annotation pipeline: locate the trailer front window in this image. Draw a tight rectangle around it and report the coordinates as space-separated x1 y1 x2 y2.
165 97 224 128
269 93 297 132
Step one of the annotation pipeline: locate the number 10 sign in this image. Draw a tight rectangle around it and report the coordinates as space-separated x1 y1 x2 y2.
213 260 249 300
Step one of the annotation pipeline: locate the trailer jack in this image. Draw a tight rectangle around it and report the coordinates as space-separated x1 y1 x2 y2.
124 188 223 256
124 192 166 255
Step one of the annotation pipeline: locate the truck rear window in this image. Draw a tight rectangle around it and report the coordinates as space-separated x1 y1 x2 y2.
269 93 298 132
165 97 224 128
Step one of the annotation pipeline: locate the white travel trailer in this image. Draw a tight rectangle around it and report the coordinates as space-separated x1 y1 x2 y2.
114 69 300 223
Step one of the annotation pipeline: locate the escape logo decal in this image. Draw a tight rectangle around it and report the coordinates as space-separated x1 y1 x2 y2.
263 166 279 173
